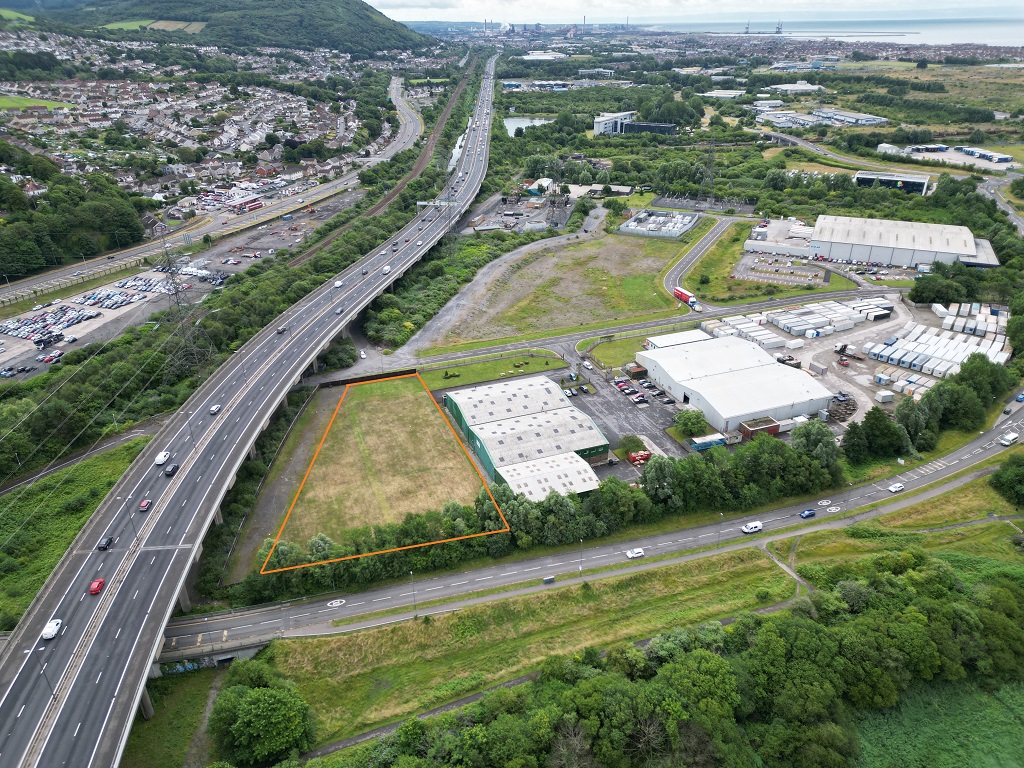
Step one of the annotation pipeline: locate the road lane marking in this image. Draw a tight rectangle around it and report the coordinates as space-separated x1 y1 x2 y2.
451 580 469 586
475 576 492 581
372 597 391 602
522 567 541 572
500 571 518 576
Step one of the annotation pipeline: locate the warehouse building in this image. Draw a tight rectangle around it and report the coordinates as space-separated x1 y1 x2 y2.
853 170 929 195
444 376 608 500
810 215 999 268
636 336 834 433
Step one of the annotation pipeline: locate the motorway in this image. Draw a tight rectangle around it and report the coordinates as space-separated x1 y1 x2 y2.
161 404 1024 651
0 77 422 307
0 57 496 768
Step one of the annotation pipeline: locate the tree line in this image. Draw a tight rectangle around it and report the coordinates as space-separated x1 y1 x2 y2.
292 548 1024 768
230 421 842 606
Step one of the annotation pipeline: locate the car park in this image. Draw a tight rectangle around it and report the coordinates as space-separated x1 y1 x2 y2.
741 521 763 534
88 578 105 595
631 394 648 404
626 548 645 559
164 464 179 477
139 499 152 512
568 372 578 382
621 387 637 395
888 483 905 493
41 618 62 640
579 385 590 394
800 509 816 519
210 404 222 415
661 398 676 405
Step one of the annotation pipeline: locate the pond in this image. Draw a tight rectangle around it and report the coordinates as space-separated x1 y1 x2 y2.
503 116 554 137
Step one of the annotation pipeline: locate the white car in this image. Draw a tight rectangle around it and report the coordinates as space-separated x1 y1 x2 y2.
581 361 593 370
741 521 763 534
416 240 423 246
154 451 171 465
359 350 366 359
626 548 645 559
888 483 905 493
41 618 62 640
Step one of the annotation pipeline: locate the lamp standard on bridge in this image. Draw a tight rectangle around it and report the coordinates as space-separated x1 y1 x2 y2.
185 411 197 447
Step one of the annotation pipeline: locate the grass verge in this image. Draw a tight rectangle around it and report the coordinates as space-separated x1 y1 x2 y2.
122 668 220 768
876 475 1013 529
269 547 793 744
854 679 1024 768
0 438 149 626
418 351 565 389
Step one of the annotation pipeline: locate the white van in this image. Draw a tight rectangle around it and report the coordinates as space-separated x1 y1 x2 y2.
741 521 763 534
1000 432 1019 447
154 451 171 465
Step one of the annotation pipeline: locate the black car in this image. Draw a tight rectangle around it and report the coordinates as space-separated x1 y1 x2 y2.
661 398 676 405
164 463 179 477
97 536 114 551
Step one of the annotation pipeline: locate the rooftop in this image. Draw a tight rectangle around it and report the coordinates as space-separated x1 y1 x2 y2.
811 215 977 257
473 409 606 468
495 452 600 502
446 375 569 427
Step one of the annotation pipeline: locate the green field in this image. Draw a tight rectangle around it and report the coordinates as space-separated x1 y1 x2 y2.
123 668 220 768
269 548 792 743
275 376 482 548
0 95 72 110
685 222 857 305
0 8 33 20
102 19 156 30
0 439 149 627
854 679 1024 768
418 350 565 390
877 475 1014 529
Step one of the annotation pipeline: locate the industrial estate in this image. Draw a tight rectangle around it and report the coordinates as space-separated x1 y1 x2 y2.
1 4 1024 768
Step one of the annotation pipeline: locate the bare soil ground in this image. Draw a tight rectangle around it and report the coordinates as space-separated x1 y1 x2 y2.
421 231 679 347
277 375 482 547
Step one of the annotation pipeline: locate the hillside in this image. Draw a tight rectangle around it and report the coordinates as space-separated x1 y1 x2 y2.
31 0 433 56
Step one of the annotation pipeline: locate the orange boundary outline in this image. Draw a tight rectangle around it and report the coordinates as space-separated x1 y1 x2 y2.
260 372 510 575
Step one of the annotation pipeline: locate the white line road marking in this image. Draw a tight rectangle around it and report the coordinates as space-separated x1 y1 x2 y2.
237 624 253 629
350 602 364 606
590 554 608 558
133 590 139 600
698 533 713 537
74 722 81 738
523 567 542 572
500 571 518 576
115 628 121 639
18 704 25 718
425 586 443 591
451 580 469 586
372 597 391 602
95 671 102 684
294 612 310 618
476 576 492 581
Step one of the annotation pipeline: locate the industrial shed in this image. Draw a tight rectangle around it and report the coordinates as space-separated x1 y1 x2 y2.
636 336 834 433
495 452 601 502
444 376 608 493
810 215 999 268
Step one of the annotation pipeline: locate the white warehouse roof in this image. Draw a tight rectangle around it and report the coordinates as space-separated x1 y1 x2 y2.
638 335 772 383
495 452 600 502
446 375 568 427
644 329 711 349
472 409 606 469
692 365 833 423
812 215 976 257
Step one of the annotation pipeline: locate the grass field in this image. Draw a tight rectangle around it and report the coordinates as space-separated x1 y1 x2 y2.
854 679 1024 768
0 8 33 20
684 222 856 305
0 439 148 626
274 375 483 548
877 476 1014 529
589 334 650 368
418 350 565 390
0 95 72 110
122 669 220 768
269 548 793 743
102 19 155 29
146 20 207 33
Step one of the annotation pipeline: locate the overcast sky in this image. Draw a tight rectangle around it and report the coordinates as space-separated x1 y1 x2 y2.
365 0 1023 24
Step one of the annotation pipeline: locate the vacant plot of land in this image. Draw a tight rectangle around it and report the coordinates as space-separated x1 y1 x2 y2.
276 375 483 547
437 233 701 345
147 20 206 33
270 548 792 743
419 351 564 390
102 19 155 29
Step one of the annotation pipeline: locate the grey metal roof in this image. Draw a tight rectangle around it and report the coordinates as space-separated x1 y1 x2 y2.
812 215 977 257
446 375 569 427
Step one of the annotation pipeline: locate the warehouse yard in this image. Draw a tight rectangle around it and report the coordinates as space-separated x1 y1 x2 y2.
273 375 484 548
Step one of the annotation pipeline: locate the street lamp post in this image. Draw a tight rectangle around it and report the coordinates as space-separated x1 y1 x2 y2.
24 648 55 699
579 538 584 577
410 570 417 618
717 512 724 548
185 411 196 447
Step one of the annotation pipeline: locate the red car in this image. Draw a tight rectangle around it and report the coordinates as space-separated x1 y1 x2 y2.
139 499 152 512
89 578 105 595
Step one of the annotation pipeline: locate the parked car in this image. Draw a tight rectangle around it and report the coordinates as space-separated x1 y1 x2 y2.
359 350 366 359
621 387 637 395
741 521 763 534
563 389 574 397
1015 393 1024 403
800 509 816 519
626 548 645 559
88 578 105 595
579 385 590 394
661 398 676 405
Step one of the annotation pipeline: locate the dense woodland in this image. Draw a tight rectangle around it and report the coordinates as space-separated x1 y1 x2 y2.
0 142 146 274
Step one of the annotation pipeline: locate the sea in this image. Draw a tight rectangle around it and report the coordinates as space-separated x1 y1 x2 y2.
651 18 1024 47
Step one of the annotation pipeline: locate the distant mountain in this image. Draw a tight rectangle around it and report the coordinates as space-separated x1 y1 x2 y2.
26 0 433 56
